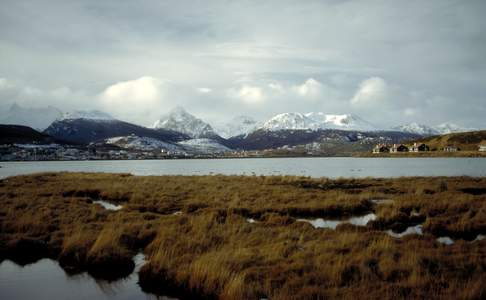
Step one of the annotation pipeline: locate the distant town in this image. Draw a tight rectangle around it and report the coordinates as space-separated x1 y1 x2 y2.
372 142 486 154
0 143 271 161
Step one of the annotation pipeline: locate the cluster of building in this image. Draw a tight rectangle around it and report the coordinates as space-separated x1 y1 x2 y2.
0 144 218 161
373 142 486 154
373 143 430 154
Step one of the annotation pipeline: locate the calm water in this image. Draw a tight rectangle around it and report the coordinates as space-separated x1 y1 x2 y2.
0 157 486 179
0 256 174 300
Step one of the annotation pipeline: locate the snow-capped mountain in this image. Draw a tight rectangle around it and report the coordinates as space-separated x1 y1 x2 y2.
434 123 476 134
179 138 231 153
152 107 216 138
0 103 62 130
260 112 377 132
44 118 188 144
305 113 377 131
391 123 439 136
60 110 114 121
105 135 182 151
216 116 260 138
392 122 477 136
261 113 316 131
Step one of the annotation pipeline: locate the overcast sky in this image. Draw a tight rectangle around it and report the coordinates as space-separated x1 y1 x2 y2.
0 0 485 128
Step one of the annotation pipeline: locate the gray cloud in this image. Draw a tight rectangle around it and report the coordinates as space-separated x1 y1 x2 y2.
0 0 485 128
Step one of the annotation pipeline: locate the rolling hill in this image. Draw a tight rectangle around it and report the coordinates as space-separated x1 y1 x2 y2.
0 124 60 145
412 130 486 151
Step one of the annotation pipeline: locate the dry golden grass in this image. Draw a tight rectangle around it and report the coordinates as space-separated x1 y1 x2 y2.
0 173 485 299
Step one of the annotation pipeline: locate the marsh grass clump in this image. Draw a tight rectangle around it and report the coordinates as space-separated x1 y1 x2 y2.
0 173 485 299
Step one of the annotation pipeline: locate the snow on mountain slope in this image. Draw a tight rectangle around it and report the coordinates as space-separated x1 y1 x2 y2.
105 135 182 151
261 112 377 132
305 113 377 131
434 123 476 134
391 123 439 136
261 113 318 131
392 122 477 136
61 110 114 121
179 138 231 153
152 107 216 138
0 103 62 130
216 116 260 138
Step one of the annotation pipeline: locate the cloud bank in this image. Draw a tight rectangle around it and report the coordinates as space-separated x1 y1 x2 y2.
0 0 485 128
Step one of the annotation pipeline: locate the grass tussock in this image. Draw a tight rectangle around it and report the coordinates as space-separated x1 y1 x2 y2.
0 172 485 299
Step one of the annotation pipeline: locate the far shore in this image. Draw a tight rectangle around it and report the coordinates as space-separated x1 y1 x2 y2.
354 150 486 158
2 151 486 163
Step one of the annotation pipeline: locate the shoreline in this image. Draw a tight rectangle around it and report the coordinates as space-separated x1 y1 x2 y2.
1 173 485 299
2 152 486 164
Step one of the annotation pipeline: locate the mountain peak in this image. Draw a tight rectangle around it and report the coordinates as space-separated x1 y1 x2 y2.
215 115 259 138
392 122 476 136
391 123 438 136
0 103 63 130
152 107 216 138
261 112 376 132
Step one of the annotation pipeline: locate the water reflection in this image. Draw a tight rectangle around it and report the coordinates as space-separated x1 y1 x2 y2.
297 213 376 229
386 225 423 238
93 200 123 211
0 254 175 300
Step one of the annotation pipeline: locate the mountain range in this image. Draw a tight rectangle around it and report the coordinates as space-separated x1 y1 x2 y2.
1 103 483 155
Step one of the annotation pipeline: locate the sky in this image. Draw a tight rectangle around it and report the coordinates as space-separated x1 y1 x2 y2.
0 0 485 128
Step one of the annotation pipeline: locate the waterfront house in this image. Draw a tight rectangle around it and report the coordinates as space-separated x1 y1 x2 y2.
479 144 486 152
442 145 458 152
372 144 389 154
411 143 429 152
390 144 409 153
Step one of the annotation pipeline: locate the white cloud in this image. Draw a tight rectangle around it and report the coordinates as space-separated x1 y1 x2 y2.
350 77 388 106
293 78 323 98
99 76 166 122
268 82 284 94
197 87 212 93
230 85 265 104
0 78 15 90
404 108 416 116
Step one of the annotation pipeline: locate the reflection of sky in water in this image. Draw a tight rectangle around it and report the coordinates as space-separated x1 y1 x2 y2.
93 200 123 211
298 213 376 229
436 237 454 245
0 254 176 300
386 225 423 238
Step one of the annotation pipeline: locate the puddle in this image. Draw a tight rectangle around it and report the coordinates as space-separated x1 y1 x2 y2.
473 234 485 241
298 213 376 229
93 200 123 211
298 218 341 229
386 225 423 238
0 254 172 300
437 237 454 245
133 253 147 272
348 213 377 226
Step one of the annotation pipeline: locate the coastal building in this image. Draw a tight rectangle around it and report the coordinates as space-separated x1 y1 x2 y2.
410 143 429 152
442 145 458 152
479 144 486 152
372 144 389 154
390 144 409 153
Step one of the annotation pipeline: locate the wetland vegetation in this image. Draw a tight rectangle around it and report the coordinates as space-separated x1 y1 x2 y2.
0 173 485 299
